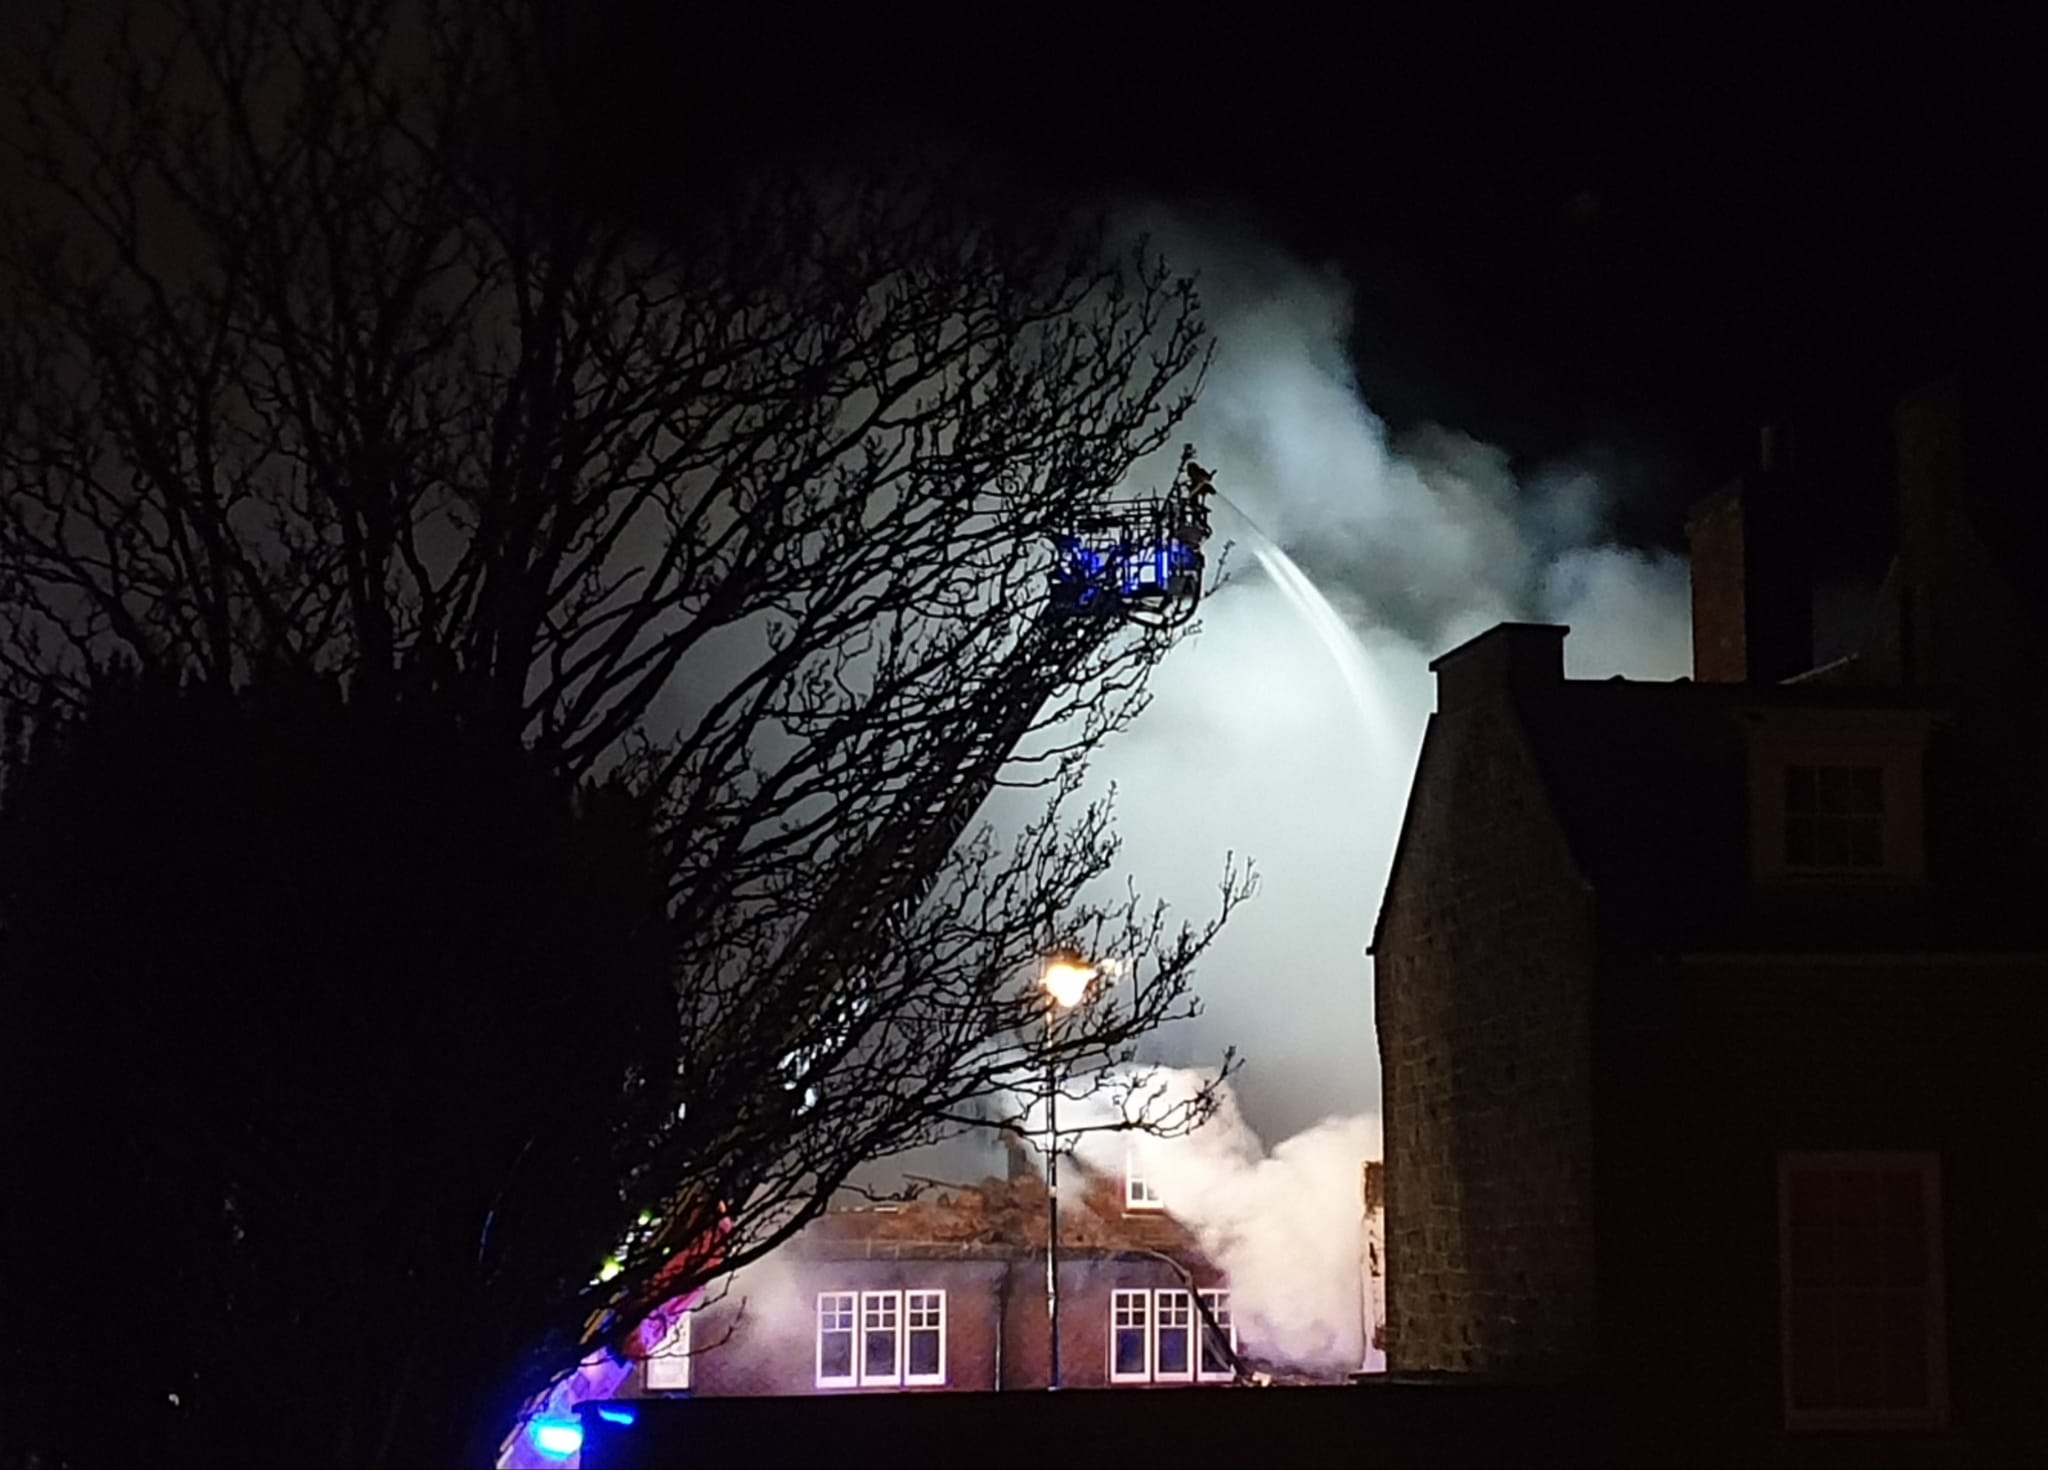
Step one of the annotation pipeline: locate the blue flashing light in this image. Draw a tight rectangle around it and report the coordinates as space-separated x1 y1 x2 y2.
529 1417 584 1459
595 1406 638 1427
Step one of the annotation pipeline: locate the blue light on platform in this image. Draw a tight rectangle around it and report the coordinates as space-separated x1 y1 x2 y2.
529 1417 584 1459
594 1406 638 1426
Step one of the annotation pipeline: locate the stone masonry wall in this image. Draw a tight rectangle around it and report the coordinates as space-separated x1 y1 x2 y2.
1374 688 1599 1374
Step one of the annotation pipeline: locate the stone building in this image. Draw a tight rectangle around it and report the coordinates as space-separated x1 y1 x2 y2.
1372 380 2048 1462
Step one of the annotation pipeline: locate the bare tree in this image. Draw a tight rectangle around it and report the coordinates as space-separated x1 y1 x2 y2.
0 0 1247 1460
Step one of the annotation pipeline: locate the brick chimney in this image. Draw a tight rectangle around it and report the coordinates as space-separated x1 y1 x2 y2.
1003 1130 1039 1184
1428 623 1567 713
1685 426 1812 683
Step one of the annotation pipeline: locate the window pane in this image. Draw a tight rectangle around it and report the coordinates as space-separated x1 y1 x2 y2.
864 1329 898 1379
1114 1328 1147 1377
908 1327 941 1378
1817 766 1853 814
1199 1328 1231 1375
1850 767 1883 813
1786 1288 1836 1411
819 1331 853 1381
1785 816 1817 866
1786 765 1818 813
1112 1291 1149 1377
1782 1158 1941 1421
1880 1291 1930 1409
1198 1290 1235 1376
1834 1291 1884 1410
1157 1326 1190 1376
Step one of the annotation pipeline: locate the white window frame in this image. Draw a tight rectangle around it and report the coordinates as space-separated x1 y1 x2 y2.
859 1290 903 1387
816 1291 859 1388
1111 1287 1234 1384
1151 1289 1195 1381
643 1306 692 1392
1109 1289 1152 1383
1125 1152 1165 1212
817 1288 947 1389
903 1289 948 1387
1744 713 1931 886
1196 1289 1237 1382
1778 1151 1948 1431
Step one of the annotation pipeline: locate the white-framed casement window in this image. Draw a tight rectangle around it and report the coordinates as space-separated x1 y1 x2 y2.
1197 1289 1237 1381
1109 1289 1152 1382
642 1308 692 1392
1125 1152 1165 1212
816 1289 947 1389
817 1292 859 1387
1779 1152 1947 1430
1110 1288 1235 1384
1153 1290 1194 1379
861 1291 902 1385
904 1290 947 1386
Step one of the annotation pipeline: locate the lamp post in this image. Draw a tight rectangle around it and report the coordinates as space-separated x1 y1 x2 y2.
1039 954 1094 1391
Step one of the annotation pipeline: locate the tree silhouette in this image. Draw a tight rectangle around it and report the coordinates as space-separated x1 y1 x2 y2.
0 672 679 1466
0 1 1247 1462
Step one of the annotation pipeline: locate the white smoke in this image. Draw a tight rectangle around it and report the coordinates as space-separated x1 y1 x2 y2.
1046 1069 1379 1374
871 205 1696 1369
1062 206 1691 1142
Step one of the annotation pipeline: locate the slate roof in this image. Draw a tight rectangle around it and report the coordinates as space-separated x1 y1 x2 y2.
1500 674 2048 954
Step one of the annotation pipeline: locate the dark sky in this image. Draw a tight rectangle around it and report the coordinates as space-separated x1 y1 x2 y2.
587 5 2042 553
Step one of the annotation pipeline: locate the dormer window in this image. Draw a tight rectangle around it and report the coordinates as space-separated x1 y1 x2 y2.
1783 765 1885 871
1745 709 1931 885
1125 1153 1164 1212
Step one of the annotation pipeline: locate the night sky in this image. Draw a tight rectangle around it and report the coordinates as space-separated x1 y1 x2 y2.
581 4 2044 561
553 6 2048 1142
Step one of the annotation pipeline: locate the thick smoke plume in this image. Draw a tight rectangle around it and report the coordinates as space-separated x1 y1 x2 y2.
1057 1070 1381 1374
813 206 1695 1373
1077 206 1692 1141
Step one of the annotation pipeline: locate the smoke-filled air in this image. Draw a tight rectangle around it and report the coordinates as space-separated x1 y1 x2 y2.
1085 204 1693 1138
948 204 1695 1373
1063 1069 1384 1374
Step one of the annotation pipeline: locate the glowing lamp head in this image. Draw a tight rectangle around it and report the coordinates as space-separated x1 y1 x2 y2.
1041 955 1095 1009
529 1417 584 1459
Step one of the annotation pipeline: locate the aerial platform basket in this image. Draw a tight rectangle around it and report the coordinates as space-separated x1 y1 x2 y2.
1046 461 1217 630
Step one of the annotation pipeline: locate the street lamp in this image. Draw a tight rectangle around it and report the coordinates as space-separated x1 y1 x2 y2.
1040 952 1096 1391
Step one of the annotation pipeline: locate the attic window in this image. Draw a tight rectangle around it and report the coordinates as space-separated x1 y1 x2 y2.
1745 712 1929 885
1784 765 1884 871
1125 1155 1164 1212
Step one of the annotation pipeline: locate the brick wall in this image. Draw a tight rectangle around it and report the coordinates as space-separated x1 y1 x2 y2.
1374 676 1599 1373
1597 956 2048 1462
639 1169 1227 1397
671 1252 1226 1396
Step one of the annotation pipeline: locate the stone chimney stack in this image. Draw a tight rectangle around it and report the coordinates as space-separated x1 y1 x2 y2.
1428 623 1567 713
1686 426 1812 683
